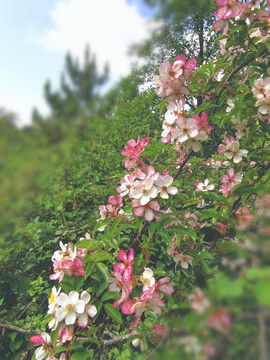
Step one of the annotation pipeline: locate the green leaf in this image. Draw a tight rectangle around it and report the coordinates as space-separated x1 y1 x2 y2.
91 251 113 262
85 261 94 278
96 281 109 297
104 303 123 324
96 262 109 282
254 280 270 306
165 225 196 240
193 103 219 115
61 275 75 292
246 267 270 280
101 291 119 302
201 209 218 220
71 352 92 360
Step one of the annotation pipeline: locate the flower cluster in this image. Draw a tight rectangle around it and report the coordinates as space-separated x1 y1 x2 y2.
218 136 248 164
121 136 149 170
48 287 97 332
50 242 85 282
221 168 242 196
161 110 212 152
108 248 174 321
252 77 270 117
155 54 197 103
117 162 178 221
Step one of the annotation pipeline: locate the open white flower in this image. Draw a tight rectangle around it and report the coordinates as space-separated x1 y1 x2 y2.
140 268 155 291
77 291 97 328
130 177 158 205
196 179 214 192
48 286 61 315
155 175 178 199
55 291 85 325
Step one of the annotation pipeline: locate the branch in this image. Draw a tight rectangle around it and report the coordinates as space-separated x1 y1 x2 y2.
211 49 268 116
0 323 132 347
173 149 193 180
0 323 40 335
101 330 132 346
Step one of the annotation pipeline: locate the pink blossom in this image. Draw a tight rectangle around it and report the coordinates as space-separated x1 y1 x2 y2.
151 325 169 338
217 222 228 235
108 195 123 207
188 288 210 314
208 309 232 331
62 258 85 278
221 168 242 194
121 136 149 170
131 199 160 221
123 289 165 320
236 207 254 231
50 259 65 282
214 0 244 19
152 277 175 296
214 18 229 33
58 324 74 343
108 272 133 308
113 248 134 283
30 333 55 360
130 177 158 205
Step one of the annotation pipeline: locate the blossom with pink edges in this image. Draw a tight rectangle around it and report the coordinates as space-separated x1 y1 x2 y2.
236 207 254 231
121 136 149 170
151 277 175 297
155 175 178 199
218 136 248 163
214 0 244 19
221 168 242 195
131 199 160 221
122 289 165 320
208 308 232 332
113 248 134 283
188 287 210 314
130 177 158 205
30 333 55 360
76 291 97 328
108 272 133 308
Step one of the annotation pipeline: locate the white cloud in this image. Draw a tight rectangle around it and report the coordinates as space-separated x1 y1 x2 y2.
34 0 157 84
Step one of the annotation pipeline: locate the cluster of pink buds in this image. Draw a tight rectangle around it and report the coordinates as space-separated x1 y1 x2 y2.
155 54 197 103
221 168 242 196
121 136 149 170
206 158 223 169
50 242 85 282
98 195 124 222
108 249 174 321
161 111 212 152
218 136 248 164
252 77 270 117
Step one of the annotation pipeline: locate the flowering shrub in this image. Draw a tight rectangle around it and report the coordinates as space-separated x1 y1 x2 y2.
2 1 269 359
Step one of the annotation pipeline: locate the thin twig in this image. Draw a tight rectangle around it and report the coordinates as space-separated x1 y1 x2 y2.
173 150 193 180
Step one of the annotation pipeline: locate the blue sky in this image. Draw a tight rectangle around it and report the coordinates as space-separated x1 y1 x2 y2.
0 0 157 126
